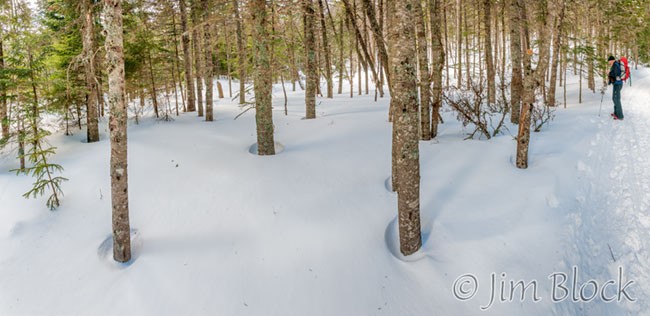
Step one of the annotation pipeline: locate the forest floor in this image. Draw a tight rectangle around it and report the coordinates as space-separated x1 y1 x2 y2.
0 68 649 316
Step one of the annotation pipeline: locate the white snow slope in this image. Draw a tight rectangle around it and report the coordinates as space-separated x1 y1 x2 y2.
0 68 649 316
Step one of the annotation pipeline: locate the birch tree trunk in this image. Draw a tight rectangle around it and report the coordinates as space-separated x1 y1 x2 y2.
388 0 422 256
82 0 99 142
179 0 196 112
252 0 275 155
104 0 131 263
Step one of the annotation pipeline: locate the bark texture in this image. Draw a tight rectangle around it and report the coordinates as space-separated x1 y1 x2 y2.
202 0 214 121
82 0 99 142
388 0 422 256
429 0 445 138
304 0 317 119
509 0 523 124
104 0 131 263
415 0 431 140
252 0 275 155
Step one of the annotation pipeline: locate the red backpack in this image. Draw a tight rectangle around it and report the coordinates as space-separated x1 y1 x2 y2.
619 57 631 81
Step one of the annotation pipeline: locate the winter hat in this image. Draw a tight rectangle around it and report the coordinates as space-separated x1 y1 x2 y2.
608 55 616 61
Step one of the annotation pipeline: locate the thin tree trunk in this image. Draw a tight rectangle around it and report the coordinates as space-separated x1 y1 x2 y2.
359 0 390 93
304 0 317 119
338 18 344 94
517 0 533 169
517 0 549 169
389 0 421 256
170 5 186 113
509 0 523 124
547 0 565 107
443 1 450 88
233 0 246 104
348 13 355 98
341 0 381 96
484 0 495 105
252 0 275 155
430 0 444 138
82 0 99 142
224 21 233 98
317 0 334 98
104 0 131 263
192 2 204 117
456 0 462 87
147 50 159 118
96 57 105 118
0 36 8 139
179 0 196 112
203 0 213 121
416 0 430 140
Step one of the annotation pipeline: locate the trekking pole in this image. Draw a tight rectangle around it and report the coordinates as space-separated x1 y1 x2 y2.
598 85 606 117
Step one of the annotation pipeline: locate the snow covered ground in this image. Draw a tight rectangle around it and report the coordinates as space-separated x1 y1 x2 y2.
0 68 649 316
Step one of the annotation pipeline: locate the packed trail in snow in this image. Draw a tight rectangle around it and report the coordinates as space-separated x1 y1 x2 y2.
566 68 650 315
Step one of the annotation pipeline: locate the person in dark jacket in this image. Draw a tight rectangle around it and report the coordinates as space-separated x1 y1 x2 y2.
608 55 624 120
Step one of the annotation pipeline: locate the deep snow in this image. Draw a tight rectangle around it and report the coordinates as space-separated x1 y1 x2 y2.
0 68 649 316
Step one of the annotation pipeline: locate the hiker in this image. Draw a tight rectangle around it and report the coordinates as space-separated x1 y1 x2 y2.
607 55 624 120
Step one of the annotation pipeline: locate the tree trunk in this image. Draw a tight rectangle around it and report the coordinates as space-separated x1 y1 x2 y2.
82 0 99 142
147 50 159 118
233 0 246 104
317 0 334 98
341 0 382 97
252 0 275 155
202 0 214 121
517 0 533 169
104 0 131 263
192 2 204 117
456 0 462 88
304 0 317 119
509 0 523 124
170 5 186 113
0 37 8 139
415 0 430 140
388 0 422 256
430 0 444 138
179 0 196 112
338 18 344 94
484 0 495 105
359 0 390 93
547 0 565 107
516 0 550 169
587 46 595 92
